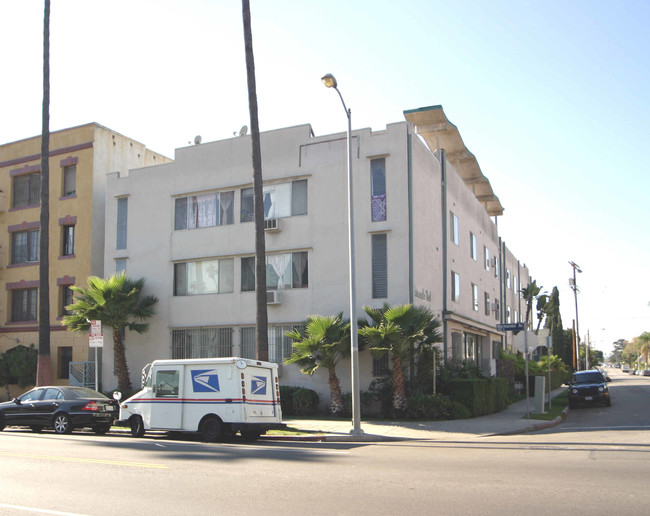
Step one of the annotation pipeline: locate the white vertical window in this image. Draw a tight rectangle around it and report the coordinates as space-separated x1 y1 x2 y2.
470 232 477 261
63 165 76 197
484 247 490 271
472 284 479 311
506 269 511 289
484 292 490 316
451 271 460 302
116 197 128 250
370 158 387 222
450 212 459 245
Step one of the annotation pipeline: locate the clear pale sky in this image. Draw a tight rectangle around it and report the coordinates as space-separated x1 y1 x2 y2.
2 0 648 356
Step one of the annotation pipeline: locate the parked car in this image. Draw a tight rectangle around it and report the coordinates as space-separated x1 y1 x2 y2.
0 386 118 435
566 370 611 408
642 370 650 376
622 364 630 372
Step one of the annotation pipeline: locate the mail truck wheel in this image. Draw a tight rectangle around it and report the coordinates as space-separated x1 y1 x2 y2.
202 417 222 442
130 416 145 438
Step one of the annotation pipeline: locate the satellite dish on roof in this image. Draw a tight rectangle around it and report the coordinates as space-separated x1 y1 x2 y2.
239 125 248 137
194 135 202 145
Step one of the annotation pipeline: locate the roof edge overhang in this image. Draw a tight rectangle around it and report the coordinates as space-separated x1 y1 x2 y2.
404 105 504 216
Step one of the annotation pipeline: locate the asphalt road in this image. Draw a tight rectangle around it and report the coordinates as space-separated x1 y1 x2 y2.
1 367 649 516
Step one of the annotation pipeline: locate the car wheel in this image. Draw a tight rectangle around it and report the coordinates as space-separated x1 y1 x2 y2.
241 430 261 442
30 426 44 433
93 424 111 435
201 417 222 442
53 413 72 434
130 416 145 438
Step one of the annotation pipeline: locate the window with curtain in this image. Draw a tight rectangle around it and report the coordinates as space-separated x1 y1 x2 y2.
241 252 309 291
240 179 308 222
11 288 38 322
62 225 75 256
175 191 234 230
174 258 234 295
63 165 76 197
11 229 39 264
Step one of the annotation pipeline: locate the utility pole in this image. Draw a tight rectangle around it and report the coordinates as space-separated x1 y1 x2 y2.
569 261 582 370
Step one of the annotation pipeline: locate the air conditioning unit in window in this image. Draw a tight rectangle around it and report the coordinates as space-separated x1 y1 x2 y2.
266 291 282 305
491 301 500 312
264 218 280 232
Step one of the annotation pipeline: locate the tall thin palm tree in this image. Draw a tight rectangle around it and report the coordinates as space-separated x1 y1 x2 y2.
36 0 52 386
63 274 158 393
241 0 268 361
285 314 351 415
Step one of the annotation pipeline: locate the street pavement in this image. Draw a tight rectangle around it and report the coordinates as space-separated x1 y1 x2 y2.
272 387 568 442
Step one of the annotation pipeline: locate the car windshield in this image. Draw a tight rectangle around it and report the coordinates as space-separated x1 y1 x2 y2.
67 387 108 399
573 372 604 384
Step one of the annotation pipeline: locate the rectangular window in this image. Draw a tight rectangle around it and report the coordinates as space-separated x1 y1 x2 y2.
11 229 39 264
11 288 38 322
269 325 297 364
506 269 511 289
63 165 76 197
116 197 128 250
472 284 479 312
451 271 460 302
514 310 519 323
57 347 73 380
451 332 463 361
241 256 256 292
60 285 74 317
371 233 388 298
372 354 389 377
450 212 459 245
116 258 127 274
470 232 477 261
171 328 233 359
12 172 40 208
240 180 308 223
174 259 234 296
174 191 234 230
370 158 387 222
484 247 490 271
62 225 75 256
241 253 309 292
507 306 511 323
240 327 257 359
484 292 491 316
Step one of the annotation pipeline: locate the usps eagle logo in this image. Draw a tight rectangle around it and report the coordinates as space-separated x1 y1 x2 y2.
251 376 267 395
191 370 220 392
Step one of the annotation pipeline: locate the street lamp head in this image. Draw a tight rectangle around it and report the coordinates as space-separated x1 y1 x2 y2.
321 73 338 89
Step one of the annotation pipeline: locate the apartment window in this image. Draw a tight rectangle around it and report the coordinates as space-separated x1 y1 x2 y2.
241 252 309 292
60 284 75 317
11 288 38 322
11 229 39 264
494 299 500 320
372 354 389 377
514 310 519 323
240 179 308 223
171 327 233 359
240 327 257 359
62 225 75 256
174 258 234 296
12 172 40 208
451 271 460 302
450 212 459 245
507 306 511 323
371 233 388 298
495 256 499 278
370 158 386 222
484 292 491 316
470 232 477 261
451 332 463 361
116 259 127 274
484 247 490 271
506 269 511 289
472 284 479 311
62 165 76 197
174 191 234 230
116 197 128 249
269 325 297 364
57 347 73 380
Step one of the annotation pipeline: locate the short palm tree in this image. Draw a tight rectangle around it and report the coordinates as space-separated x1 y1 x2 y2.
63 273 158 393
285 314 350 415
359 304 442 413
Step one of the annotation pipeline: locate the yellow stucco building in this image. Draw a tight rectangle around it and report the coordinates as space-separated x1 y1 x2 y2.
0 123 170 399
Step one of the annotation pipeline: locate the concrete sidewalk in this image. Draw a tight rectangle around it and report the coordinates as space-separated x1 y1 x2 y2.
269 388 568 442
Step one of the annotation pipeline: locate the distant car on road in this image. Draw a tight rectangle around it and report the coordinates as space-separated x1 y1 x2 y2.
622 364 631 372
0 386 118 435
567 370 611 409
642 370 650 376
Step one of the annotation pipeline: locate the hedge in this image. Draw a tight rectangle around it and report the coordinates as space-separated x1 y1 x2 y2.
448 377 509 417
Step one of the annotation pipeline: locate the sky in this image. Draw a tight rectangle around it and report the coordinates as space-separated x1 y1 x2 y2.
1 0 649 356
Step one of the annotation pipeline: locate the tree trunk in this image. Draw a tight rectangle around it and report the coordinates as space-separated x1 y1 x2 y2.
328 366 344 415
392 354 408 412
113 329 131 393
36 0 52 386
242 0 268 361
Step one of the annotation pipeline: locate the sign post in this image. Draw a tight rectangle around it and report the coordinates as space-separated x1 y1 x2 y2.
89 320 103 391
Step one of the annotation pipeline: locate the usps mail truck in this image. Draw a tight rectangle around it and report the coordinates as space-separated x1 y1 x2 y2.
117 358 285 441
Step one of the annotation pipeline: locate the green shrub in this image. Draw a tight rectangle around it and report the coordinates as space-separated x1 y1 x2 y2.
341 390 376 417
449 377 509 417
405 393 450 420
447 401 471 420
279 386 319 416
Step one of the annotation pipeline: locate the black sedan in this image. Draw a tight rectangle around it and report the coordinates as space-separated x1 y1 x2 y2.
567 370 611 408
0 386 118 435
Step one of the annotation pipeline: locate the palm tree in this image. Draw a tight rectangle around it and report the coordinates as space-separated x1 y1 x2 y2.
62 273 158 393
359 304 442 413
285 314 351 415
520 279 545 331
37 0 52 386
241 0 268 361
637 332 650 367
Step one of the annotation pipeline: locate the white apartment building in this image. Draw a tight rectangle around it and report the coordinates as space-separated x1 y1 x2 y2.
101 105 530 400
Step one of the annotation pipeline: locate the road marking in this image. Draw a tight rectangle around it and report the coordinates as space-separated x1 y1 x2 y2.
0 451 167 469
0 503 91 515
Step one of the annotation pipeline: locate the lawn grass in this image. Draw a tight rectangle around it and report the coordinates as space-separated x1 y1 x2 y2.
527 390 569 421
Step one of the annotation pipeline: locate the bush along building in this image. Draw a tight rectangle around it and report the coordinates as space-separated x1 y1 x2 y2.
101 105 530 406
0 124 170 399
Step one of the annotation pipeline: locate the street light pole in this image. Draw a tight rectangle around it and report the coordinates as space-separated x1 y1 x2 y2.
321 73 362 435
569 261 582 370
